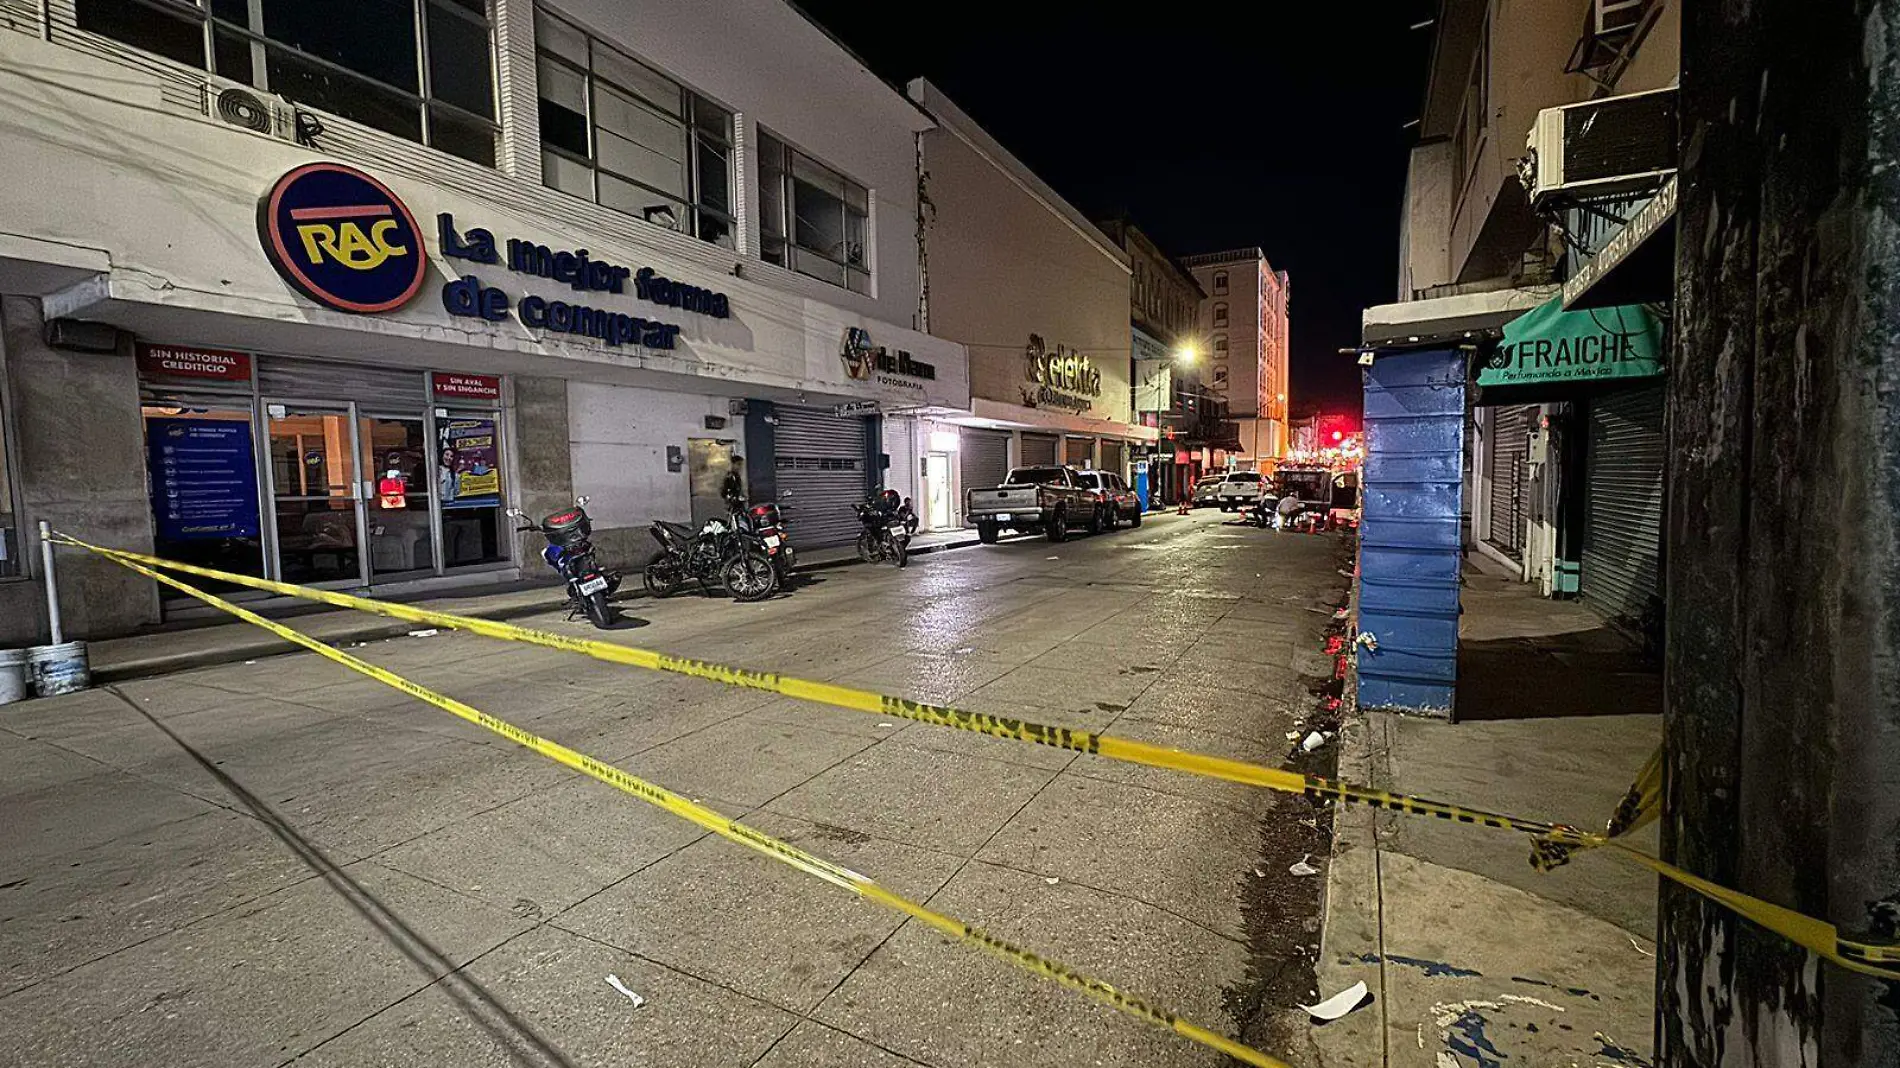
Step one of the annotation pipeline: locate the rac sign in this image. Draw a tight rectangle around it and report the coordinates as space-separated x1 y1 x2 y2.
259 163 427 314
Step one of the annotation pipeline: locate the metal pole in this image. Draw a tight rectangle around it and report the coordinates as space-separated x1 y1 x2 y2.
37 520 61 646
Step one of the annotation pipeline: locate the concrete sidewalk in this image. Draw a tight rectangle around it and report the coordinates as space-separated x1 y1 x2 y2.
82 528 982 684
1308 569 1662 1068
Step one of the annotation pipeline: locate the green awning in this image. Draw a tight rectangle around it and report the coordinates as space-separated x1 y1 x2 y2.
1477 297 1662 389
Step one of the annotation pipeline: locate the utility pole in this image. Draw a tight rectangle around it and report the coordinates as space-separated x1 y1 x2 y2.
1664 0 1900 1064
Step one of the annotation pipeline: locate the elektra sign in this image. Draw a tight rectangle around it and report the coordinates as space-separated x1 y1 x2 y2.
1022 333 1100 413
437 214 731 350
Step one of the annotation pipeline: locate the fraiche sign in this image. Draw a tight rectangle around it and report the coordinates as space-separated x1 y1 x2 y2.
433 372 501 401
136 343 251 382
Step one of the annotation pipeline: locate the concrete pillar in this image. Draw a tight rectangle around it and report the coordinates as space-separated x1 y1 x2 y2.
510 374 572 527
0 296 157 644
1663 0 1900 1062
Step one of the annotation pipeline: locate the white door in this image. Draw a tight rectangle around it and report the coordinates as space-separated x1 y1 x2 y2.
923 453 952 530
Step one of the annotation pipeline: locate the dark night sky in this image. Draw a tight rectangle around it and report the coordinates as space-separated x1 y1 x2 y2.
793 1 1435 415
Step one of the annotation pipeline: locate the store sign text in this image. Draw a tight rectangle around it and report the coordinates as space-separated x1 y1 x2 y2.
136 343 251 382
841 326 935 387
433 372 501 401
437 214 733 351
259 163 428 314
1023 334 1099 413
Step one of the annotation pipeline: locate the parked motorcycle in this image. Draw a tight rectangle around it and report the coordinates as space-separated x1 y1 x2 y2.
727 493 797 587
642 511 779 601
511 497 621 628
854 500 911 567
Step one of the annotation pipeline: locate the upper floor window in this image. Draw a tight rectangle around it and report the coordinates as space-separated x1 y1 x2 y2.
535 9 734 246
1452 20 1490 183
1213 335 1229 355
1212 302 1229 327
759 130 870 295
1212 270 1229 295
75 0 498 166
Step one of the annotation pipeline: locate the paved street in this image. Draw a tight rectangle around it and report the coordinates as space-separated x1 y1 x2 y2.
0 510 1350 1068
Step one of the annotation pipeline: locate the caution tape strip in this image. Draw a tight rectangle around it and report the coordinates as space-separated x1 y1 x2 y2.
59 536 1900 980
93 541 1288 1067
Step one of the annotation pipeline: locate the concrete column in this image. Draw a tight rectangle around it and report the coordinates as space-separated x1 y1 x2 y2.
0 297 157 644
1663 0 1900 1062
491 0 542 184
510 374 572 529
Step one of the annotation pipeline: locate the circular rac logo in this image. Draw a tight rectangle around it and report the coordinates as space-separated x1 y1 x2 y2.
259 163 427 314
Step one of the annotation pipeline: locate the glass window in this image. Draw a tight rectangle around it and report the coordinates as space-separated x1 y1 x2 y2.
1214 336 1229 354
759 129 871 294
74 0 498 166
1212 270 1229 295
534 7 735 246
1213 302 1229 327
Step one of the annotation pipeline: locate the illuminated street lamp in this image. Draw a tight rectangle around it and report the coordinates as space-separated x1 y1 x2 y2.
1175 342 1198 363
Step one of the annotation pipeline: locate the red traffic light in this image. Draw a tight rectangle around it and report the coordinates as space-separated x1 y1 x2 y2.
1331 431 1344 442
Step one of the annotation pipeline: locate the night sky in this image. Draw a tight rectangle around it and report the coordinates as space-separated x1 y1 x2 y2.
793 1 1434 416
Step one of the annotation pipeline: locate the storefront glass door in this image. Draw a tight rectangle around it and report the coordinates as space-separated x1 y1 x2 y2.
142 401 266 594
923 453 952 530
437 410 509 567
360 414 436 577
266 403 366 585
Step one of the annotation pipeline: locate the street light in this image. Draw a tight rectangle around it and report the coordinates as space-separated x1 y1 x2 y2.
1175 342 1198 363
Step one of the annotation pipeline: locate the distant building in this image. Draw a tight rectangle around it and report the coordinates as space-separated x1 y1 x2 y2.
1180 250 1291 465
1095 217 1220 505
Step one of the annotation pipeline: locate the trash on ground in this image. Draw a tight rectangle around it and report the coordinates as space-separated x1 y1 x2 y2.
1289 854 1320 877
1043 877 1060 885
954 647 974 655
1285 731 1303 742
1045 556 1060 560
1354 631 1378 651
407 629 439 638
605 974 645 1009
1301 730 1333 753
1301 980 1369 1021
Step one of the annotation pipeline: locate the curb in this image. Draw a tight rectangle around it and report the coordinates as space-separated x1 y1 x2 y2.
91 534 988 684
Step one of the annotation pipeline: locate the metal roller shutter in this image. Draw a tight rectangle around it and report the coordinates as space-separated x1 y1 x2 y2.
259 356 429 407
1020 432 1058 466
1100 440 1126 479
1581 384 1665 626
774 406 869 548
960 429 1009 504
1063 436 1095 467
1486 405 1532 558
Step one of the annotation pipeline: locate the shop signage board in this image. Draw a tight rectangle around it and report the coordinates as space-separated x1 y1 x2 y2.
438 417 500 508
146 417 260 540
833 400 880 417
136 343 251 383
1479 298 1663 388
259 163 429 314
841 326 936 386
433 372 501 402
1022 334 1100 413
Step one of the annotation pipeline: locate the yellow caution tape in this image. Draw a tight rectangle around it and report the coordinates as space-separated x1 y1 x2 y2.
94 543 1289 1068
59 536 1900 981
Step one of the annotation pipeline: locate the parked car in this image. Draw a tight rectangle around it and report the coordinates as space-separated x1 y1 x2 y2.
1072 470 1143 530
966 465 1101 543
1214 470 1269 511
1191 475 1225 508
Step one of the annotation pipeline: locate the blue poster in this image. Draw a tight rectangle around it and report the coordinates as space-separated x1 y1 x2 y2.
147 417 260 540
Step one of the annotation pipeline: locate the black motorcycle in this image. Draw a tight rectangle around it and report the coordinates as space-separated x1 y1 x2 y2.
510 497 621 628
729 496 797 586
642 512 779 601
854 501 911 567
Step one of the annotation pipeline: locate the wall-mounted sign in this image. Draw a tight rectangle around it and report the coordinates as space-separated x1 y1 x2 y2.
841 326 936 386
259 163 427 314
437 214 731 351
136 343 251 383
1023 334 1100 413
438 417 500 508
433 372 501 402
1479 298 1663 388
834 400 881 418
147 417 260 541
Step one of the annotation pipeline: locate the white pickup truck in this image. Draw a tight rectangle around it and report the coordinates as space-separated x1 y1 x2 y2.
966 465 1100 543
1212 470 1270 511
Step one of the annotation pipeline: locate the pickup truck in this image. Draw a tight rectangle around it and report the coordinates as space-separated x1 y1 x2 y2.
967 465 1101 543
1212 470 1269 511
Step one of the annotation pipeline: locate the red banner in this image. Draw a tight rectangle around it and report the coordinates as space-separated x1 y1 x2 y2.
136 343 251 382
433 372 501 401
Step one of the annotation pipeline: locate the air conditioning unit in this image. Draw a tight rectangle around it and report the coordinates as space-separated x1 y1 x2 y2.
1525 86 1676 208
200 78 314 144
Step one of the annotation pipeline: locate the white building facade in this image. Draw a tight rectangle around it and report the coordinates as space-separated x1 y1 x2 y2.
0 0 970 641
1181 249 1290 467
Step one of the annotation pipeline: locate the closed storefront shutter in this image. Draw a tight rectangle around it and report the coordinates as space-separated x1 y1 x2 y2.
1100 440 1126 479
960 429 1009 505
1063 436 1095 467
1020 432 1058 466
1486 405 1532 558
1581 384 1665 627
774 406 869 548
259 356 429 407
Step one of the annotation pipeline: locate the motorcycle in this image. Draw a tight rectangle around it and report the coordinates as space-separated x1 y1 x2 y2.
510 497 621 628
854 501 911 567
728 494 798 587
642 510 779 602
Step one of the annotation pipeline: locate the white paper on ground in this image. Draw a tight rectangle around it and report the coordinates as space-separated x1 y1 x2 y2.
1289 854 1320 877
1301 980 1368 1021
605 974 646 1009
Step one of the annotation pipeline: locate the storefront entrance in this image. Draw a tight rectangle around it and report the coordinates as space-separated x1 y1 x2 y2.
923 452 953 529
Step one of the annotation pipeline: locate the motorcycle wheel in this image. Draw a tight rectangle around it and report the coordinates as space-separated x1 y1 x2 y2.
856 531 880 563
643 562 684 598
722 551 779 602
581 590 614 628
892 536 908 568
